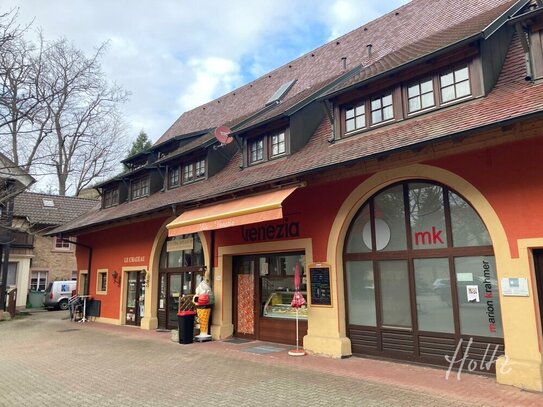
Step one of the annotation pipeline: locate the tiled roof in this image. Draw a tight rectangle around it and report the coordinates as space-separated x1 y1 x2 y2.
156 0 521 143
14 192 98 227
52 30 543 236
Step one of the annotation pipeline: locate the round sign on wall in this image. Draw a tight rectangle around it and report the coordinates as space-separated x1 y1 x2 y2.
362 218 391 251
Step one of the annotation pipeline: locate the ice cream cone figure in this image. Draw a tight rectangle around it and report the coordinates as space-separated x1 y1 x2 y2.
197 307 211 335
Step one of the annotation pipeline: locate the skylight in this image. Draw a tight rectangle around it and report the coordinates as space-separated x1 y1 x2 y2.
265 79 297 106
43 199 55 208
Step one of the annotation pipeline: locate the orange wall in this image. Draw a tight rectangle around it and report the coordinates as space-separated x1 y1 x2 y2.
429 138 543 258
76 217 166 319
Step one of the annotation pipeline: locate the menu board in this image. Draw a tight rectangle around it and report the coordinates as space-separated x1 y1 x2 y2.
309 265 332 306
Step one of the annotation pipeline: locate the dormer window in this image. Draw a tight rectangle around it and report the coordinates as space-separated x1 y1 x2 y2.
370 93 393 125
131 176 149 200
247 129 289 165
183 158 206 184
343 90 395 136
407 79 435 113
440 66 470 103
103 188 119 208
168 166 180 188
271 132 286 157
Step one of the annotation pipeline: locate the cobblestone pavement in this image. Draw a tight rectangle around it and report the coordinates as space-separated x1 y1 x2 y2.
1 312 542 407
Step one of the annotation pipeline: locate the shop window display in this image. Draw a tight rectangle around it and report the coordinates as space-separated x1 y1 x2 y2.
344 181 500 360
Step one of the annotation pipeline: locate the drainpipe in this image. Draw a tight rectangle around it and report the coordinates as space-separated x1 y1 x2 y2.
60 237 92 296
210 230 215 289
515 22 534 81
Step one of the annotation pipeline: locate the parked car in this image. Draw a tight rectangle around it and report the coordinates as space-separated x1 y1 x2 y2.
44 280 76 310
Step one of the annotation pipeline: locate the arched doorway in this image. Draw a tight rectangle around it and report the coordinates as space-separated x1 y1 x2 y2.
344 181 504 367
157 233 206 329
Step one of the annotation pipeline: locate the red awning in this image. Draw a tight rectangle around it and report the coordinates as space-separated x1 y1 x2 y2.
166 186 298 237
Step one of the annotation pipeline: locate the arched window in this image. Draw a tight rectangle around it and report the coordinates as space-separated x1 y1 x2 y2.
344 181 502 362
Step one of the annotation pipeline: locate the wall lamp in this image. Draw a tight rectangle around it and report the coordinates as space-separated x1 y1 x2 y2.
112 270 120 286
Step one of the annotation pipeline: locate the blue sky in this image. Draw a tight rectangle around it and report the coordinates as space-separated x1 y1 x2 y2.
3 0 409 143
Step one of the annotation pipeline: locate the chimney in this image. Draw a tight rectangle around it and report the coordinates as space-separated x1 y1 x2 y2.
341 57 347 70
367 44 373 59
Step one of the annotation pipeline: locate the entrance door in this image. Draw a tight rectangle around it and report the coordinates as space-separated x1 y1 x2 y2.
233 258 256 339
126 270 146 326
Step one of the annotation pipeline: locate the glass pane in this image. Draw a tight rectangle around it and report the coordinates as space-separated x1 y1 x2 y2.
355 114 365 129
420 79 433 94
421 92 435 109
455 67 469 82
383 105 393 121
379 261 411 328
440 72 454 87
382 94 392 106
371 98 381 110
409 183 447 249
346 261 376 326
449 191 491 247
408 84 420 97
455 256 502 338
374 185 407 251
159 274 166 309
127 272 137 308
372 110 382 124
272 144 279 155
355 105 364 116
346 205 371 253
455 81 470 98
168 274 182 327
441 85 455 103
182 272 193 295
346 108 355 119
409 97 421 112
346 118 355 132
414 258 454 333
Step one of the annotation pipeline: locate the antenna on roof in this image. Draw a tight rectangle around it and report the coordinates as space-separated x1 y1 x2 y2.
213 126 233 149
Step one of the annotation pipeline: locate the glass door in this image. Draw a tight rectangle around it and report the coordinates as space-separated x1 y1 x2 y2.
167 274 182 329
126 271 138 326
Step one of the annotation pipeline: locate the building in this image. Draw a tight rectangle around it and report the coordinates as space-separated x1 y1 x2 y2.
0 152 35 315
7 192 98 309
52 0 543 391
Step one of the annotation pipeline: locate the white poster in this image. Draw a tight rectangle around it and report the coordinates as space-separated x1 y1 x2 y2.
466 285 480 303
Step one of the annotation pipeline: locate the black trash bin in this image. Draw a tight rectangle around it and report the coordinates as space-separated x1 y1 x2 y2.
177 310 196 344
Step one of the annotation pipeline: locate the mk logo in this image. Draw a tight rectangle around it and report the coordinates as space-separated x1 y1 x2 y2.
414 226 444 245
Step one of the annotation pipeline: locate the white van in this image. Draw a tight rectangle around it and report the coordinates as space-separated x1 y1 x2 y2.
44 280 77 310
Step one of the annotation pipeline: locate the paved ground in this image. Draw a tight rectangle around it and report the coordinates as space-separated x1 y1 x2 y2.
1 312 542 407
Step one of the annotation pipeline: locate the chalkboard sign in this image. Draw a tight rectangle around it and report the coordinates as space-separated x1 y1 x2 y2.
86 299 101 317
309 265 332 306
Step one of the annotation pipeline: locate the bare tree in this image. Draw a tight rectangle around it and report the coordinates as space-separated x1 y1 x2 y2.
35 38 129 195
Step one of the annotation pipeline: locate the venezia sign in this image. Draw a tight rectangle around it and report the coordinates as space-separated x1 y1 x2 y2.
241 218 300 242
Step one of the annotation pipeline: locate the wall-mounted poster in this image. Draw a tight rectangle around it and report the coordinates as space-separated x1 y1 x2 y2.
309 264 332 306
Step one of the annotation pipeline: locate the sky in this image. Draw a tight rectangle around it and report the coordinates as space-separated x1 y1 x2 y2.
3 0 409 145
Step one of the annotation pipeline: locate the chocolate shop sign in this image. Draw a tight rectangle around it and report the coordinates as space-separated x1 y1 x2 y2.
241 218 300 242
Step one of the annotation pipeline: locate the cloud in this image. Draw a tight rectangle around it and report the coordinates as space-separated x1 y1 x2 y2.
177 57 242 112
2 0 408 144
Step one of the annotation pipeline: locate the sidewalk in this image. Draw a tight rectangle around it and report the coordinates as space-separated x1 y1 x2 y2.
80 318 543 407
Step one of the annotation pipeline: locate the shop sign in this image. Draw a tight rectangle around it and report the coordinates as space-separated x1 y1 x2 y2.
481 260 497 334
167 237 194 252
241 218 299 242
501 277 529 296
124 255 146 264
